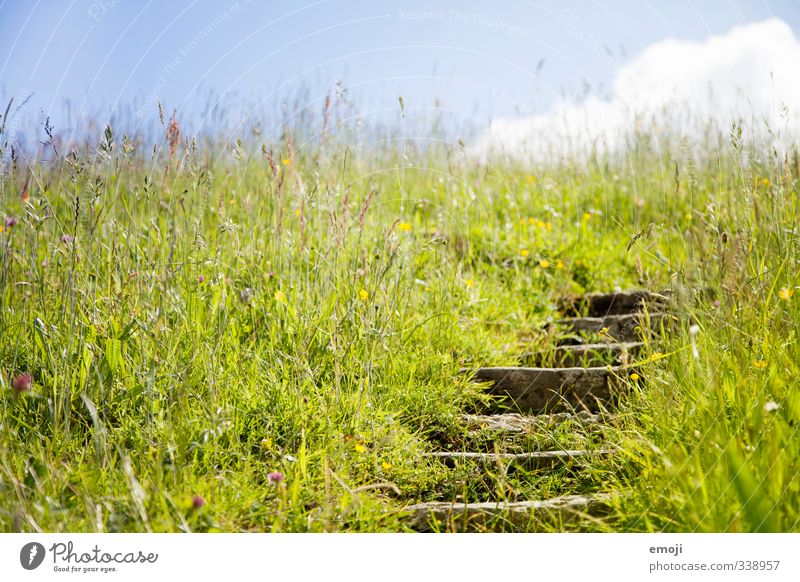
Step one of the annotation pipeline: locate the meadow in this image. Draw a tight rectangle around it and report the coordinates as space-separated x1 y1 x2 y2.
0 104 798 532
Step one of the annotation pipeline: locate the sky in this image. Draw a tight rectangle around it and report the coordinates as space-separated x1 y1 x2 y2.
1 0 799 150
473 17 800 160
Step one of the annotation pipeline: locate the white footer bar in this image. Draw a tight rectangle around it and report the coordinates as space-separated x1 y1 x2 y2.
1 533 797 581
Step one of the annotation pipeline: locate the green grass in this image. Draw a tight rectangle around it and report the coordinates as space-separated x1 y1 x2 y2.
0 118 798 532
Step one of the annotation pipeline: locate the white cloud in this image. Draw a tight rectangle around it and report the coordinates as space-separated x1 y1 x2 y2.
471 19 800 162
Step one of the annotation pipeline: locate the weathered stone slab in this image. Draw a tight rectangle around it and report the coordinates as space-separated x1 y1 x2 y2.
556 312 669 343
525 341 645 367
424 449 615 469
561 290 670 317
405 493 614 531
467 366 621 412
462 411 603 433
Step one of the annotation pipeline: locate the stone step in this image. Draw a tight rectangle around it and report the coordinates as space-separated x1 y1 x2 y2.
467 366 622 412
462 411 603 433
523 342 645 367
405 493 614 531
554 312 669 343
560 290 670 317
423 449 615 470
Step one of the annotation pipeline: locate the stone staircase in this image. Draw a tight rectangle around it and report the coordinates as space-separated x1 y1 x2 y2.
404 290 673 531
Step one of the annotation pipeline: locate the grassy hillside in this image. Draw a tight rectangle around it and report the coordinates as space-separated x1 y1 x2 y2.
1 117 798 532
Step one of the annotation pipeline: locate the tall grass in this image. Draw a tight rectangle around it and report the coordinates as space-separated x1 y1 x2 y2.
0 101 798 531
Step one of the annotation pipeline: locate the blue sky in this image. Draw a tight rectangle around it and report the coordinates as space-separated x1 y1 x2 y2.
1 0 799 137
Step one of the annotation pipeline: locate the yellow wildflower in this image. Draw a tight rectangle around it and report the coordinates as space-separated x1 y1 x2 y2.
528 217 536 226
354 444 367 453
779 287 794 301
398 222 412 232
527 175 537 183
295 208 301 217
762 178 770 187
381 461 392 470
260 437 273 450
582 212 592 223
555 259 565 270
650 352 663 361
536 219 546 229
282 158 291 165
753 359 767 369
539 259 550 269
520 249 530 257
465 278 474 289
630 373 640 381
359 288 369 301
